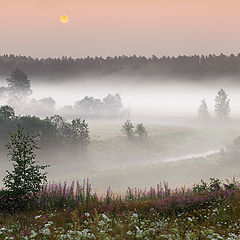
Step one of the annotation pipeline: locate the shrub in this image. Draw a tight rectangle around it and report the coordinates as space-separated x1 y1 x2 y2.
0 189 33 212
135 123 148 138
121 120 135 139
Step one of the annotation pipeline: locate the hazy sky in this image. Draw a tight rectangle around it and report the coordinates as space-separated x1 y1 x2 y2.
1 0 240 58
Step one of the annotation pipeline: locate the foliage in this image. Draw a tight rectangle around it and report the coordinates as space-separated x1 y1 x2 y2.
198 99 210 121
0 105 15 119
122 121 148 139
49 116 90 145
102 93 122 115
3 125 49 194
135 123 148 138
193 178 222 193
6 69 32 98
2 54 240 81
121 120 135 138
0 190 34 213
49 114 64 129
0 112 90 148
71 118 89 145
74 93 123 117
215 88 230 120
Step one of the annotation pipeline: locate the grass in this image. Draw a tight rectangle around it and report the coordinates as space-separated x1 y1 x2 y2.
88 123 240 164
0 179 240 239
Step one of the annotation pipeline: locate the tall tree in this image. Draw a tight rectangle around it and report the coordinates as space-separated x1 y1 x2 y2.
198 99 210 121
6 69 32 98
0 105 15 119
215 89 230 120
103 93 122 115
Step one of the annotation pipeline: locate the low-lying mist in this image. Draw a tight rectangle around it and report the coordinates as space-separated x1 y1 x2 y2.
29 77 240 119
1 76 240 191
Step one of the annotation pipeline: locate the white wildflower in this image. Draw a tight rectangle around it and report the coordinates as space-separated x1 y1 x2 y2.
41 228 51 235
30 230 37 238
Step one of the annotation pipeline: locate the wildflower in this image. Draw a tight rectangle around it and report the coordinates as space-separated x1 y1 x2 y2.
98 220 105 226
29 230 37 238
40 228 51 235
132 213 138 218
102 213 110 221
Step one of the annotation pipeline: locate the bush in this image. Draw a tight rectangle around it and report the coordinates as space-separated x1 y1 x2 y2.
122 121 148 139
135 123 148 138
121 120 135 139
0 189 33 212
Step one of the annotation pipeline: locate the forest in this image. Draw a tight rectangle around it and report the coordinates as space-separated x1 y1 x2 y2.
1 53 240 81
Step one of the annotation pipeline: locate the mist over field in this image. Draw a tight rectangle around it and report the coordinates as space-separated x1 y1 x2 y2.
30 77 240 119
1 70 240 192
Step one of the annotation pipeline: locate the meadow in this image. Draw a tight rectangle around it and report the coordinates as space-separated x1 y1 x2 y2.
0 178 240 239
1 122 240 239
48 121 240 191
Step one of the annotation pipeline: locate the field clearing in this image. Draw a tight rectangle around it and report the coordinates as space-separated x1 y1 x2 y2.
42 121 240 192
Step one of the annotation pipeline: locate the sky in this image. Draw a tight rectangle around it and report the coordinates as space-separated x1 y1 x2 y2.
1 0 240 58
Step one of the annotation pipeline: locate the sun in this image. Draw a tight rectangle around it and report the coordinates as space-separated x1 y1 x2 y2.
60 15 69 24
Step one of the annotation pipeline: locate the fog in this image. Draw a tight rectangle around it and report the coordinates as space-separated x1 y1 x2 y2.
30 78 240 118
1 77 240 191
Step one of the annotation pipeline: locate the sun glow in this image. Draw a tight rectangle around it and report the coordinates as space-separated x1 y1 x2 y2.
60 15 69 23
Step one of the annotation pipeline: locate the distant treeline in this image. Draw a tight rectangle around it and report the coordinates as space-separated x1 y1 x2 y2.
1 54 240 80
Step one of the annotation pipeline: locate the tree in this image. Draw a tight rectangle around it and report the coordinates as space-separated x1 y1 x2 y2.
71 118 89 145
0 105 15 119
6 69 32 98
215 89 230 120
3 125 49 194
121 120 135 139
135 123 148 138
103 93 122 115
75 96 95 112
198 99 210 121
50 115 64 129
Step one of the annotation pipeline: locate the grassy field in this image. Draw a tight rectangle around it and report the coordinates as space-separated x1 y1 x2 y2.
44 121 240 191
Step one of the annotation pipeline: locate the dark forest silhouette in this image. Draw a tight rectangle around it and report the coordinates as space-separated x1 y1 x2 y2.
1 53 240 80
